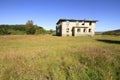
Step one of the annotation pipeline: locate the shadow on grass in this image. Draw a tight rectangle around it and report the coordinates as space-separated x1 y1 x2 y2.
96 39 120 44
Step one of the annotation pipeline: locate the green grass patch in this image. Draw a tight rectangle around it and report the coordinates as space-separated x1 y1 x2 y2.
0 35 120 80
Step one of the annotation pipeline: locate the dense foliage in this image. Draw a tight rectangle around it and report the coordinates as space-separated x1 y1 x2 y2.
26 20 36 34
0 25 26 35
0 24 47 35
0 20 47 35
102 29 120 35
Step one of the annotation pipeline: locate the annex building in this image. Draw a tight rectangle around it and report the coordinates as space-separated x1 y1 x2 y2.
56 19 98 36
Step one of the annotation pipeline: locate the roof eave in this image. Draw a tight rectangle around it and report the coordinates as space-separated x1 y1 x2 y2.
56 19 98 24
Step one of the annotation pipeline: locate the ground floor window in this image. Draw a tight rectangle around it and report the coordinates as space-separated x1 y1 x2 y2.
57 29 59 33
83 28 86 32
77 28 80 32
67 34 69 36
89 29 91 32
66 28 69 32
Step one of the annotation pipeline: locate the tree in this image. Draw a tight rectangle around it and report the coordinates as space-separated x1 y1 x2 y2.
35 26 47 34
0 25 10 35
49 29 54 35
26 20 36 34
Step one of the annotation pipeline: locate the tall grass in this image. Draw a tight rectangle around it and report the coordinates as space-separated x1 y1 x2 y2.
0 35 120 80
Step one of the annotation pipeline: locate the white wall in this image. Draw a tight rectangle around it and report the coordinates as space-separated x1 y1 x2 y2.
60 21 96 36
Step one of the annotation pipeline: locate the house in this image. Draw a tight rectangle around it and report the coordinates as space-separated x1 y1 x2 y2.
56 19 98 36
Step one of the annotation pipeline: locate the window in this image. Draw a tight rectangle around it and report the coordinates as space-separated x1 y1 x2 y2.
57 29 60 33
76 21 79 26
82 21 85 25
66 21 69 26
83 28 86 32
66 31 69 32
77 28 80 32
89 29 91 32
66 28 69 32
67 34 69 36
89 22 92 26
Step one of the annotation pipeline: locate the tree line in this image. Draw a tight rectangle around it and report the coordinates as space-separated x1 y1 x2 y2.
102 29 120 35
0 20 54 35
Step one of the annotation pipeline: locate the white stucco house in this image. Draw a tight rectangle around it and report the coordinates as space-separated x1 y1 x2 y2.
56 19 98 36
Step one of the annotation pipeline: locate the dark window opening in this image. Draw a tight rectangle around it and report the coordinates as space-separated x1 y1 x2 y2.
67 34 69 36
77 28 80 32
83 28 86 32
67 31 69 32
66 28 69 32
82 21 85 25
89 29 91 32
89 22 92 26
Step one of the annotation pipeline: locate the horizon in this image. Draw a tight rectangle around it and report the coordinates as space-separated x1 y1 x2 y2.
0 0 120 32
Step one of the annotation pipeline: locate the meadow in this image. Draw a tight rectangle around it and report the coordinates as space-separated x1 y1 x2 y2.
0 35 120 80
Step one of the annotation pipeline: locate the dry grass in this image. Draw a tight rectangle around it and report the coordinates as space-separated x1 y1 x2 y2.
0 35 120 80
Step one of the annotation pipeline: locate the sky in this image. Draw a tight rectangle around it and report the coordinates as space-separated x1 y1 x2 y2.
0 0 120 31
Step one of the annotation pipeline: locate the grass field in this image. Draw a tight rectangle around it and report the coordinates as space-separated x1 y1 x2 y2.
0 35 120 80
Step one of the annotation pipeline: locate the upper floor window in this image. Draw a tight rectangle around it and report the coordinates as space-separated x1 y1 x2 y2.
66 21 69 26
76 21 79 26
89 22 92 26
82 21 85 25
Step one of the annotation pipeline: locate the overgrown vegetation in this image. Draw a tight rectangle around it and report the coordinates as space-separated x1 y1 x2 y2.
0 25 26 35
0 35 120 80
0 20 48 35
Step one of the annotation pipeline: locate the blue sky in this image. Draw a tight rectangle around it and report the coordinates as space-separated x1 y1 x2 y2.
0 0 120 31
